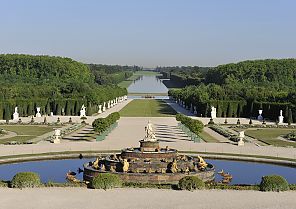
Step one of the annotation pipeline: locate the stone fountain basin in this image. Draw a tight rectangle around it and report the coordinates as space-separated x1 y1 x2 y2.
83 163 215 184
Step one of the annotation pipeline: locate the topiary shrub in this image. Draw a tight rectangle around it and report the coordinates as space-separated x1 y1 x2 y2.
90 173 122 190
260 175 289 192
11 172 41 189
178 176 205 191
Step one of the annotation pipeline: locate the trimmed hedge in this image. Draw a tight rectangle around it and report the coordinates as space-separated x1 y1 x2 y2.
11 172 41 189
260 175 289 192
176 114 204 135
92 112 120 134
90 173 122 190
178 176 205 191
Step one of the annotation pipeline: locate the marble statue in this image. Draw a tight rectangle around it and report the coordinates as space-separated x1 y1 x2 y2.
278 110 284 124
13 107 19 121
211 106 217 119
52 129 61 144
98 105 102 114
102 102 106 111
238 131 245 146
36 107 41 117
80 104 86 117
144 120 156 141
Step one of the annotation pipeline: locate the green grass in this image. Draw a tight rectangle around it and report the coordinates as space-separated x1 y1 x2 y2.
0 125 55 144
199 131 220 143
119 99 177 117
245 128 296 148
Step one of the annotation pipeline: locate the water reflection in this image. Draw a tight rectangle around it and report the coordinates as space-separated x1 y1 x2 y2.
127 75 169 94
0 158 295 184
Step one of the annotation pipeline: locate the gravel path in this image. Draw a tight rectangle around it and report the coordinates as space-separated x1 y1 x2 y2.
0 188 294 209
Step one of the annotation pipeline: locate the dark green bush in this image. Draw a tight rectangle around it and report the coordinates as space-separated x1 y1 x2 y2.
176 114 204 135
11 172 41 189
92 112 120 134
178 176 205 191
90 173 122 190
260 175 289 192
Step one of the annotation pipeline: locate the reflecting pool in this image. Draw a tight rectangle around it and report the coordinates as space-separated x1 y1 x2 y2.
0 158 295 185
127 76 168 94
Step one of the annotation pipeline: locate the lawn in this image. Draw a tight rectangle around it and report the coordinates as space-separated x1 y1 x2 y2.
199 131 220 143
119 99 177 117
0 125 55 144
245 128 296 148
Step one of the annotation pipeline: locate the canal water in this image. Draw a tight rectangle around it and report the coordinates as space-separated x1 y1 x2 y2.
127 75 169 98
0 158 295 185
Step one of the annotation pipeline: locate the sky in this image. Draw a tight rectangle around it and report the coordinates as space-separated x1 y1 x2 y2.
0 0 296 67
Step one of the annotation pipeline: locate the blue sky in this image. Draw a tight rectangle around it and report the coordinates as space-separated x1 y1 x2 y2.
1 0 295 67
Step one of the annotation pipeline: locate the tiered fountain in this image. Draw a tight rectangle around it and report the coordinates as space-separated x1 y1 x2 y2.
83 121 215 184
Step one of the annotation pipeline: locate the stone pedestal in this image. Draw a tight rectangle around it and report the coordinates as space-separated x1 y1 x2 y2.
258 110 263 121
139 140 160 152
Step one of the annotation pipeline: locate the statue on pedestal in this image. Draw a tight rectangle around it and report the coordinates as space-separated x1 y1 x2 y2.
13 107 19 121
80 104 86 117
144 121 156 141
278 110 284 124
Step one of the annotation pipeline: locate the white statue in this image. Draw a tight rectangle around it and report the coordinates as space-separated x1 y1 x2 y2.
52 129 61 144
102 102 106 111
98 105 102 114
36 107 41 117
13 107 19 121
80 104 86 117
258 109 263 121
238 131 245 146
144 121 156 141
211 106 217 119
278 110 284 124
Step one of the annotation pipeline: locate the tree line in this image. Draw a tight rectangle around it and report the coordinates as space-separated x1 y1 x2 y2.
167 59 296 123
0 54 129 119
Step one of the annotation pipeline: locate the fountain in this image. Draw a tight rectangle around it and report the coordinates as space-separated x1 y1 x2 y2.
83 121 215 184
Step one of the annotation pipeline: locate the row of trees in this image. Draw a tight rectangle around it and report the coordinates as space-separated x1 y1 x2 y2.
0 54 128 119
168 59 296 123
89 64 141 85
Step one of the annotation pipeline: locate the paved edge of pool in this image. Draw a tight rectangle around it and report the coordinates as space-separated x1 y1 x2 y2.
0 150 295 168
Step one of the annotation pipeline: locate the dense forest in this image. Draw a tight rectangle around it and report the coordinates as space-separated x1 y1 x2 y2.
89 64 141 85
156 66 212 87
0 54 129 119
168 59 296 123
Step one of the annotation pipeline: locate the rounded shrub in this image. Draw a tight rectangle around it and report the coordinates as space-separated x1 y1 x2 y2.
178 176 205 191
11 172 41 189
90 173 122 190
260 175 289 192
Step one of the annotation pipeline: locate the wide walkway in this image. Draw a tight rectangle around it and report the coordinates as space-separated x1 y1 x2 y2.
0 98 295 162
0 188 294 209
